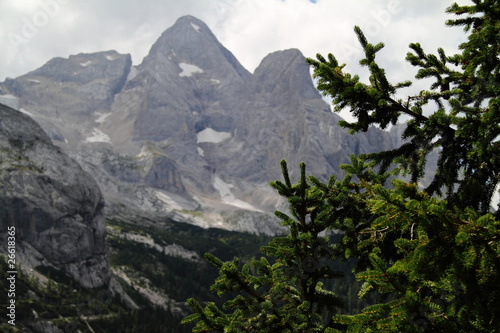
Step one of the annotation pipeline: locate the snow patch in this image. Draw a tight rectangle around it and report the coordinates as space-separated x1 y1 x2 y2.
136 145 152 159
95 112 112 123
106 54 118 61
20 108 34 117
190 22 201 32
85 128 111 143
0 94 18 100
0 94 19 110
155 191 183 210
197 147 205 156
178 62 203 77
80 61 92 67
210 79 221 84
213 176 261 211
197 128 231 144
27 79 40 83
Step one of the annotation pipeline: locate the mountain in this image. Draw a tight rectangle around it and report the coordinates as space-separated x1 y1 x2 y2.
0 15 414 331
0 15 397 234
0 103 110 288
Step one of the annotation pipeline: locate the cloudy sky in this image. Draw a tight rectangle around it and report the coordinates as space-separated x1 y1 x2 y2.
1 0 468 80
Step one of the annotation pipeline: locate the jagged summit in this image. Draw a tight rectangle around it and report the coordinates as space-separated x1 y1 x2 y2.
3 50 131 118
139 15 249 82
171 15 211 35
0 15 399 234
253 48 321 100
122 16 253 143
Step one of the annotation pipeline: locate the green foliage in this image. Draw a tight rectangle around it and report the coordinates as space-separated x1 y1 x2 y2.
184 161 348 332
0 255 154 332
332 179 500 332
0 218 271 332
106 218 272 322
307 0 500 216
185 1 500 332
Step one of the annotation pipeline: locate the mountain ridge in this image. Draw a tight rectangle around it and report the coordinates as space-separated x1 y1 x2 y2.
0 15 399 233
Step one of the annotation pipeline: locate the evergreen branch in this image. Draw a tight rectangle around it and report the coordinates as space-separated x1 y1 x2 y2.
386 96 429 123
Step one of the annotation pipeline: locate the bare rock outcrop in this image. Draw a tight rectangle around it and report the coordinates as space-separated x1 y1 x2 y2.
0 103 110 288
0 16 400 233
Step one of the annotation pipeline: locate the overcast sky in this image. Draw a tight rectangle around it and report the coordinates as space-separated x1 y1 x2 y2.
1 0 468 80
1 1 495 205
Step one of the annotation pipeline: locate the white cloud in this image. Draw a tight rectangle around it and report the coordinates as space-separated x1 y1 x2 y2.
211 0 463 74
0 0 467 124
1 0 466 78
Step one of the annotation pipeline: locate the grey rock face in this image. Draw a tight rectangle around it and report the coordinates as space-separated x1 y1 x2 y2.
124 16 250 146
0 104 110 288
252 48 320 100
195 47 394 188
0 15 401 233
3 50 131 118
145 156 186 193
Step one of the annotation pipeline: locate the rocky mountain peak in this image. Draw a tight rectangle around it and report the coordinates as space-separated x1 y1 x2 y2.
139 15 249 84
171 15 211 34
2 50 131 119
253 48 320 100
121 15 254 144
33 50 131 85
0 15 402 235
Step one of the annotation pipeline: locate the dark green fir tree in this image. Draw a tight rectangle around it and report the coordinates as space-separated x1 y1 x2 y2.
184 1 500 332
183 161 346 332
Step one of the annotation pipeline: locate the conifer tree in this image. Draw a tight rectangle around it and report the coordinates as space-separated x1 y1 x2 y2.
183 161 346 332
307 1 500 331
184 1 499 331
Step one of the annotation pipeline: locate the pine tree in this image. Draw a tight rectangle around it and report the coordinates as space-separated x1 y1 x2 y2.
307 1 499 216
183 161 346 332
184 1 499 331
306 0 500 331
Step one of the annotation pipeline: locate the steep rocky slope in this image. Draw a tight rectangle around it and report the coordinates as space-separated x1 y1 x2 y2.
0 16 398 233
0 103 109 288
0 14 420 332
